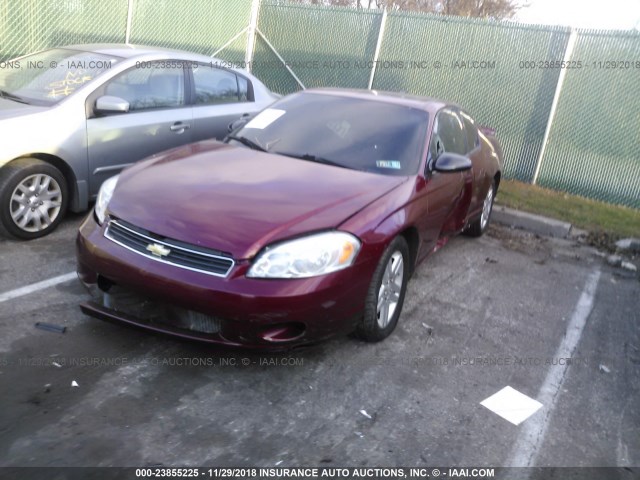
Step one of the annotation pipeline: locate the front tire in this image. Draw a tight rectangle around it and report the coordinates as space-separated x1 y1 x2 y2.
0 158 68 240
355 236 409 342
464 180 496 238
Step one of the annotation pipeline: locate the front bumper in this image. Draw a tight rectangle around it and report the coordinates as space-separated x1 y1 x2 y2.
76 214 375 348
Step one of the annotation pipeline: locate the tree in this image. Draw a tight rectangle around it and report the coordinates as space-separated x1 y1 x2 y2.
291 0 524 20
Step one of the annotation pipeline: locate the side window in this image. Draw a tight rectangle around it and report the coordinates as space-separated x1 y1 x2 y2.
460 111 479 153
103 62 185 111
192 65 242 105
238 75 249 102
433 109 466 156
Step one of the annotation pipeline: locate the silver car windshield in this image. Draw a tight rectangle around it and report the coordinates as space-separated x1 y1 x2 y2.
0 48 122 106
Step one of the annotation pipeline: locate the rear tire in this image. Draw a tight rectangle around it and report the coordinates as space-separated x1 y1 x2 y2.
355 236 409 342
464 180 495 238
0 158 68 240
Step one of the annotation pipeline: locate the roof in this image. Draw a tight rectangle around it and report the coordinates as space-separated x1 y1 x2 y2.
60 43 215 62
303 88 457 114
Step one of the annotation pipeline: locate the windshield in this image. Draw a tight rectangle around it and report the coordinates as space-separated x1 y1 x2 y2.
0 48 122 106
232 92 428 176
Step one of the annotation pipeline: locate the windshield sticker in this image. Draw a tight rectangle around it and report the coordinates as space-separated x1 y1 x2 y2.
245 108 286 129
376 160 402 170
326 119 350 139
47 70 93 98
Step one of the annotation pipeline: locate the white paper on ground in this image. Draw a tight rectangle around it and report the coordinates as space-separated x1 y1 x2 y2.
480 386 543 426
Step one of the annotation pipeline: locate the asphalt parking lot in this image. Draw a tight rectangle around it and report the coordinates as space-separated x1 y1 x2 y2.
0 213 638 471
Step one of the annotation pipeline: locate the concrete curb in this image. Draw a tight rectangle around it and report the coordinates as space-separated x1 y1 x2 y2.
492 205 573 238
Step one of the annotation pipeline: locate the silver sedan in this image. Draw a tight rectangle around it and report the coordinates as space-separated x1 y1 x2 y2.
0 44 278 239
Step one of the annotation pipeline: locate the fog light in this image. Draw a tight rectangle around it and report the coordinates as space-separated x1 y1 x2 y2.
97 275 114 293
260 323 306 342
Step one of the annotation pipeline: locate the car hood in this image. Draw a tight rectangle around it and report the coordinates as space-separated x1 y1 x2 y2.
0 97 46 120
109 140 408 259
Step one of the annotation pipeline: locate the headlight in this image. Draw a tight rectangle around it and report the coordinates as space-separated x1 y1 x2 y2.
94 175 119 225
247 231 361 279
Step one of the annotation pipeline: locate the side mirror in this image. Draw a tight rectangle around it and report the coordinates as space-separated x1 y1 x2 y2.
95 95 129 114
228 113 252 133
434 152 472 173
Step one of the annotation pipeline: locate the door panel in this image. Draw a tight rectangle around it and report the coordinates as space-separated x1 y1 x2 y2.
460 110 486 215
86 62 192 195
415 108 468 259
190 64 260 141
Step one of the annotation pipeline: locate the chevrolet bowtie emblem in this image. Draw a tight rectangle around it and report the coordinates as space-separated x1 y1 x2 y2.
146 243 171 257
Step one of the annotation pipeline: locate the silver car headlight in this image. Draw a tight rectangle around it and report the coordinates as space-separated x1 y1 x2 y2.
247 231 361 279
94 175 119 225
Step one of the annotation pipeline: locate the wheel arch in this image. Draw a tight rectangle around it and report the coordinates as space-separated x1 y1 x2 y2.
398 226 420 276
11 154 84 212
493 170 501 191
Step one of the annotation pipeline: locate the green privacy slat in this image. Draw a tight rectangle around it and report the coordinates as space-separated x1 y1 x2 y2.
252 1 382 93
537 29 640 209
129 0 252 61
372 11 570 184
1 0 638 209
0 0 129 60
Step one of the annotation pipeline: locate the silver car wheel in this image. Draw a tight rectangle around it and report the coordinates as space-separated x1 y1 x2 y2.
10 174 63 233
377 251 404 328
480 185 494 230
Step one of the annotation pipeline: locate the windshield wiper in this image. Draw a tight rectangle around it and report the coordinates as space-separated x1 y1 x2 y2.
273 151 347 169
0 89 29 104
226 134 266 152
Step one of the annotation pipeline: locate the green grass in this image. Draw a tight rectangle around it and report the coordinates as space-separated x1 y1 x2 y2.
496 180 640 239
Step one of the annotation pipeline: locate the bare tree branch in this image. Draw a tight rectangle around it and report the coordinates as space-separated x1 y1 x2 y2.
288 0 522 19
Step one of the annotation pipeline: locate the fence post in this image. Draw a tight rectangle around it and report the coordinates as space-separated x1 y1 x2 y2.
532 27 578 185
245 0 261 72
125 0 134 44
368 8 388 90
256 28 306 89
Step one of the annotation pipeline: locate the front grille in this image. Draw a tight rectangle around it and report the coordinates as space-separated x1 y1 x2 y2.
105 219 234 277
102 284 222 334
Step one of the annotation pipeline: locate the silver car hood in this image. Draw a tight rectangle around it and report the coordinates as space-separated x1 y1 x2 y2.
0 97 46 120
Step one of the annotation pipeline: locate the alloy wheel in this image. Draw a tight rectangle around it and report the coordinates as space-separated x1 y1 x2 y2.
377 251 404 328
10 173 63 233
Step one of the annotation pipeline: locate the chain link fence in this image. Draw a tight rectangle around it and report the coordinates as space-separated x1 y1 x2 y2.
0 0 129 61
129 0 253 62
535 30 640 207
0 0 639 208
0 0 252 62
252 2 383 93
371 13 570 184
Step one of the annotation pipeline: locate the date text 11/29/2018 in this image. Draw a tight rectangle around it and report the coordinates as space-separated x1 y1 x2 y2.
134 467 496 479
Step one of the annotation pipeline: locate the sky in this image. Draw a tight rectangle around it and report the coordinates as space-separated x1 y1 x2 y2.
515 0 640 30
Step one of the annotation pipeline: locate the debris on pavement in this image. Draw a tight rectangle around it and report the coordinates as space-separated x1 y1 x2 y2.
621 261 637 272
607 255 622 267
35 322 66 334
615 238 640 253
586 230 619 253
485 257 498 264
359 409 373 419
599 364 611 374
422 323 434 337
354 431 364 438
71 380 79 388
275 460 283 466
44 384 51 393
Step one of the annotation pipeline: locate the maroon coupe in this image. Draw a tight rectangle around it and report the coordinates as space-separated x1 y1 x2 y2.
76 89 502 348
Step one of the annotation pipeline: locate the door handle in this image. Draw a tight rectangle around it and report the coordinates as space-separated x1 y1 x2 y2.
170 122 190 133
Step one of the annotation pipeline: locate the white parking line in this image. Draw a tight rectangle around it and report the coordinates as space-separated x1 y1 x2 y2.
0 272 77 304
507 268 601 468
